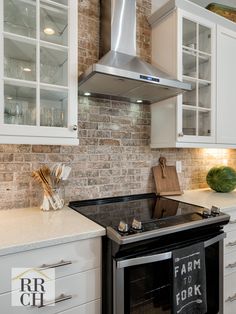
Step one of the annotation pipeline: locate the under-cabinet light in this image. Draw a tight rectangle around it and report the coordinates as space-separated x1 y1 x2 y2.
6 97 13 100
44 27 55 35
84 92 91 96
136 100 143 103
23 68 32 72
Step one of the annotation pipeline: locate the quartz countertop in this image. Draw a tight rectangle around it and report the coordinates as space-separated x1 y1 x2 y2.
168 188 236 211
0 206 105 256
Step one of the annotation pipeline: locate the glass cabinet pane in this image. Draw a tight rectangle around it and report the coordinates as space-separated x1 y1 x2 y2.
183 19 197 49
183 50 197 78
199 25 211 54
40 2 68 45
199 54 211 81
183 109 196 135
199 110 211 136
4 0 36 38
183 80 196 106
4 84 36 125
199 82 211 108
4 38 36 81
40 89 67 127
40 47 68 86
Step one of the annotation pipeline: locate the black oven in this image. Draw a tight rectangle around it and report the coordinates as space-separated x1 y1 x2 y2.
69 193 229 314
112 231 224 314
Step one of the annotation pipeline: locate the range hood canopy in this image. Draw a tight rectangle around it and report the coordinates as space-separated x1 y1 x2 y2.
78 0 191 104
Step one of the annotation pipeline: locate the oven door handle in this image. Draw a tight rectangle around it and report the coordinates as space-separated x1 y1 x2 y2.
116 233 225 269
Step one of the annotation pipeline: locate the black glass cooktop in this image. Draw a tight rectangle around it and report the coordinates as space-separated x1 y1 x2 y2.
69 193 207 229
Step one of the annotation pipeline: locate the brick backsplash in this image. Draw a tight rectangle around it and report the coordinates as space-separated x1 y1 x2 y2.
0 0 235 209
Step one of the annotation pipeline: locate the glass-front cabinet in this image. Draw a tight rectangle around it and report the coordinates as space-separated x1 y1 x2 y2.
150 7 216 148
0 0 78 145
179 12 215 143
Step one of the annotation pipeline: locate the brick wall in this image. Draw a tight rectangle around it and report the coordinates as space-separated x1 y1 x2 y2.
0 0 235 209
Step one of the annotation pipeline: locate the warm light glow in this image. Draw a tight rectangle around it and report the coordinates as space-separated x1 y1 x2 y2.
136 100 143 103
6 96 13 100
84 92 91 96
44 27 55 35
202 149 229 165
23 67 32 72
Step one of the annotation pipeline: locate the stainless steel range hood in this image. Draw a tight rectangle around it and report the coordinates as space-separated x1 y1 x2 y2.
78 0 191 104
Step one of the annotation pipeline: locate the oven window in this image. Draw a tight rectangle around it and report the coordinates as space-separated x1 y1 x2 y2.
122 242 220 314
124 259 172 314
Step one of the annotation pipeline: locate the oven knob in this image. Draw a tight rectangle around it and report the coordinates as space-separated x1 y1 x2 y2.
211 206 220 216
118 221 129 233
202 209 211 218
131 218 142 231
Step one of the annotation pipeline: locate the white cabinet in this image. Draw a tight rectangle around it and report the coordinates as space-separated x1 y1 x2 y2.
150 9 216 148
217 26 236 145
0 238 102 313
0 0 79 145
221 208 236 314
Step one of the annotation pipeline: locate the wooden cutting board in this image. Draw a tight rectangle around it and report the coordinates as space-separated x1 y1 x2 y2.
153 157 183 196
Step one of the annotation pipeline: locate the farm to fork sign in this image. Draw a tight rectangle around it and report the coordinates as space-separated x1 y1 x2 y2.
173 243 207 314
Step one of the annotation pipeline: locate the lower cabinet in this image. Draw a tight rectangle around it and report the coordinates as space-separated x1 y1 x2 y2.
58 299 101 314
0 237 102 314
223 209 236 314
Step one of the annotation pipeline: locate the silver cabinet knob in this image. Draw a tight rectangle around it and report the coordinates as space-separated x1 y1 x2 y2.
72 125 78 131
118 221 129 233
131 218 142 230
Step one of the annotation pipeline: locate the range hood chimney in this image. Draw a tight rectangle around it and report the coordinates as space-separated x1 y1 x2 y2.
78 0 191 104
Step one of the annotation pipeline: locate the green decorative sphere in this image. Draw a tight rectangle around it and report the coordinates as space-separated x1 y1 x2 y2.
206 166 236 193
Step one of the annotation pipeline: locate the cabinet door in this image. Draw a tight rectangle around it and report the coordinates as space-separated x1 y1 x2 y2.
177 10 216 144
217 26 236 144
0 0 78 145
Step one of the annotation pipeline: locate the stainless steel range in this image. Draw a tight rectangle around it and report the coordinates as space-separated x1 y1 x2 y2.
69 193 229 314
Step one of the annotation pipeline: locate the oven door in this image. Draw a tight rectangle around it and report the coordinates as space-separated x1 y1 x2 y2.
113 233 225 314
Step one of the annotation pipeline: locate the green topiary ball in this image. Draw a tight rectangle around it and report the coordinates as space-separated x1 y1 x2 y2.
206 166 236 193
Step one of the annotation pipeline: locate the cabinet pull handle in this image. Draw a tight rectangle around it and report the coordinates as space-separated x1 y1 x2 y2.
229 220 236 224
39 260 72 269
178 132 184 137
226 293 236 303
37 293 72 308
226 241 236 247
226 261 236 269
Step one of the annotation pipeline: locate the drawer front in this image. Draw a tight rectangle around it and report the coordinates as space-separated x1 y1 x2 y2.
224 220 236 233
0 238 101 294
225 271 236 301
224 230 236 253
58 299 100 314
224 299 236 314
0 268 101 314
224 250 236 276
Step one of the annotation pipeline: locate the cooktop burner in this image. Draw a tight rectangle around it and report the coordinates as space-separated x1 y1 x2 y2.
69 193 229 244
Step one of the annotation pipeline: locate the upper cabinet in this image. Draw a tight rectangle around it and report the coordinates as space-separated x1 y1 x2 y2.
150 8 216 148
217 26 236 145
149 0 236 148
0 0 78 145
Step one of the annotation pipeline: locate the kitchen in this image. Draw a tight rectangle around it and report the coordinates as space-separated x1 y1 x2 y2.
0 0 236 313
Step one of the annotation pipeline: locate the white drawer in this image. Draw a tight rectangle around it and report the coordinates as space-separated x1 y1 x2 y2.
0 268 101 314
224 250 236 276
225 271 236 301
58 299 101 314
224 221 236 233
224 230 236 253
224 298 236 314
0 238 101 294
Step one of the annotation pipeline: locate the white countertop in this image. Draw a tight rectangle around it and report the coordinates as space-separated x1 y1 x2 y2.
168 188 236 211
0 206 105 256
